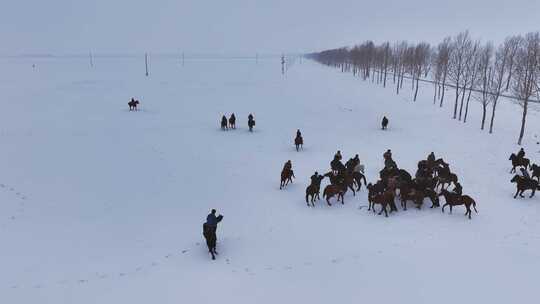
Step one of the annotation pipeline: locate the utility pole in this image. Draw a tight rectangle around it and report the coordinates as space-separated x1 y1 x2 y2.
145 53 149 76
89 51 94 67
281 54 285 74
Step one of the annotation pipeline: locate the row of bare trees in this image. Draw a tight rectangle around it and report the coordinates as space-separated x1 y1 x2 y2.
308 31 540 145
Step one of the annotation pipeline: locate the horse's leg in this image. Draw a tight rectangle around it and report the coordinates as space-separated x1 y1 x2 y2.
514 188 519 199
449 205 453 214
341 193 344 205
519 190 525 198
442 203 447 213
531 188 536 198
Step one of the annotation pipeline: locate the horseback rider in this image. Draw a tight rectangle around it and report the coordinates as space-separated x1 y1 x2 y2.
452 182 463 196
221 115 228 129
296 129 302 138
203 209 224 260
381 116 389 130
248 113 255 131
229 113 236 128
310 171 320 185
283 160 292 172
383 149 392 161
427 152 435 164
334 150 342 161
517 148 525 161
353 154 364 173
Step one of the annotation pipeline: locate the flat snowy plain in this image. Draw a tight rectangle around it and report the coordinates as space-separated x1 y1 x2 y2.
1 56 539 303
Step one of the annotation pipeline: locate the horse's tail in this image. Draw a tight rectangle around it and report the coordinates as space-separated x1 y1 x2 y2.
471 198 478 213
305 187 310 202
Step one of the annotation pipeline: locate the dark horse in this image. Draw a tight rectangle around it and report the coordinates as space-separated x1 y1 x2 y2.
305 175 325 206
295 135 303 152
369 190 395 217
128 99 140 111
280 168 295 189
439 189 478 219
509 153 530 173
400 187 439 210
202 217 222 260
510 175 539 198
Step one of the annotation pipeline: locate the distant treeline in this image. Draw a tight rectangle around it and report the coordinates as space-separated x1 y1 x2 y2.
307 31 540 145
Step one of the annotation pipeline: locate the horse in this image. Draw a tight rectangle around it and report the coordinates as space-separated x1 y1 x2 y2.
305 175 325 206
128 99 139 111
280 169 295 189
322 183 346 206
203 223 218 260
509 153 530 173
400 187 439 210
228 115 236 129
510 175 540 198
295 135 303 152
439 189 478 219
248 119 255 132
530 164 540 181
369 190 395 217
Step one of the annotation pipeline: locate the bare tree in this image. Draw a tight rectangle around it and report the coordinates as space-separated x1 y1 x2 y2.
448 31 472 119
462 40 481 122
512 33 539 145
412 42 431 101
504 36 521 91
437 37 452 107
474 43 493 129
488 41 512 133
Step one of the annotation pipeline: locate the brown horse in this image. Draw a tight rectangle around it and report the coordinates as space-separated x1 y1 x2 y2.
295 135 303 152
509 153 530 173
228 115 236 129
305 175 325 206
439 189 478 219
322 183 346 206
369 190 395 217
280 169 295 189
510 175 539 198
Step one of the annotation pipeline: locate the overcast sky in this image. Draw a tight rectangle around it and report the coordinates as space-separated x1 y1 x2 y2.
1 0 539 55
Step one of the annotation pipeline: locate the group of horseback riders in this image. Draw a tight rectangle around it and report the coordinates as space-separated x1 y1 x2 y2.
366 151 478 218
509 148 540 198
221 113 255 131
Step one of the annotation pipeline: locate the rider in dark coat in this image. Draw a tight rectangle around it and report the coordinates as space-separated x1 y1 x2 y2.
310 172 320 185
334 150 342 161
452 182 463 196
517 148 525 160
283 160 292 172
221 115 228 129
381 116 389 130
229 113 236 128
296 129 302 138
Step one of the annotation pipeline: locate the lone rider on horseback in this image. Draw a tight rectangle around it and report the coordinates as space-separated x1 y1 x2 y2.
203 209 224 260
310 171 320 185
248 113 255 132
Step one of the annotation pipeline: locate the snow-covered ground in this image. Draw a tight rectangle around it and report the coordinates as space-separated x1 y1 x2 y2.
1 56 539 303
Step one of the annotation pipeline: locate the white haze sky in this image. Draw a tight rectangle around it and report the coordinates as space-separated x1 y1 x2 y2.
1 0 539 55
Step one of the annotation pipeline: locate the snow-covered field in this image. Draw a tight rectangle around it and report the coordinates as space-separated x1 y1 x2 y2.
1 56 539 303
